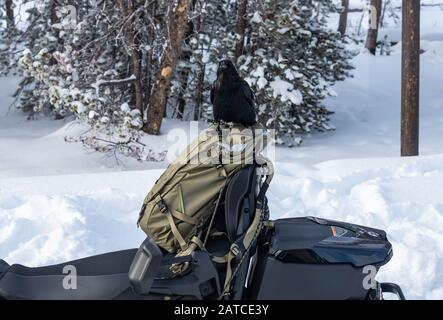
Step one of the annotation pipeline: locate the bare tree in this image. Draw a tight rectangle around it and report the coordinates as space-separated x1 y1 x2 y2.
338 0 349 36
175 0 197 120
234 0 248 59
401 0 420 156
193 0 208 121
144 0 190 135
193 64 205 121
117 0 143 113
50 0 59 24
365 0 382 55
144 0 157 111
175 33 193 119
5 0 14 28
379 0 389 28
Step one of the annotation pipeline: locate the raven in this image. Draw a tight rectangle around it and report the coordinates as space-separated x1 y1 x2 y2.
210 60 257 126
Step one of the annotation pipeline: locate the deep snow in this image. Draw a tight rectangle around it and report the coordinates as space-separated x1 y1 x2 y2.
1 6 443 300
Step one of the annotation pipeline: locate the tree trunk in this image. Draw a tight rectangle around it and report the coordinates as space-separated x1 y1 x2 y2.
175 56 190 120
117 0 143 113
401 0 420 157
365 0 382 55
338 0 349 36
380 0 390 28
5 0 14 28
176 20 194 120
175 0 198 120
144 0 190 135
144 0 157 112
234 0 248 59
194 63 205 121
193 0 206 121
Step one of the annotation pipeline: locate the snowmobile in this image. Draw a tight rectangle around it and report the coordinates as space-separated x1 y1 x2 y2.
0 165 405 300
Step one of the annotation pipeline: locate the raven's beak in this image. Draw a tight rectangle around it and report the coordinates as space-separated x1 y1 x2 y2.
219 62 228 70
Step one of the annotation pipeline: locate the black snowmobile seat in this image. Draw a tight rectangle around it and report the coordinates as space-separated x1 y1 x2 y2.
0 249 138 300
0 249 224 300
0 259 8 274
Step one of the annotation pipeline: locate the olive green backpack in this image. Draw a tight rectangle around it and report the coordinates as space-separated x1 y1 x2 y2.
137 123 270 261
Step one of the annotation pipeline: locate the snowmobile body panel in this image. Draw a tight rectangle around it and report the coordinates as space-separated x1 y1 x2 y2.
250 217 393 300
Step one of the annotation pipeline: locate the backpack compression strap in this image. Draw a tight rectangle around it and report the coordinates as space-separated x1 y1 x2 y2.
170 174 230 275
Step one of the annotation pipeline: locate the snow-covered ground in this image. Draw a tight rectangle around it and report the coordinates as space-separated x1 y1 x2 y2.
1 7 443 300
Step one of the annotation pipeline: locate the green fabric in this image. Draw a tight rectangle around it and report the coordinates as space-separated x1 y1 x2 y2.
138 123 270 253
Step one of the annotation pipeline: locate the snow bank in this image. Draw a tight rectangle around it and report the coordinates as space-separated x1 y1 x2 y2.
0 171 152 266
270 155 443 300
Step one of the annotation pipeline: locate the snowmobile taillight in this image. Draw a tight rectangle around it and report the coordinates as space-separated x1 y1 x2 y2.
331 226 350 237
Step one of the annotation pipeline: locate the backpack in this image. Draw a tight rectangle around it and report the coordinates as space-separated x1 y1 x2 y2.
137 123 270 257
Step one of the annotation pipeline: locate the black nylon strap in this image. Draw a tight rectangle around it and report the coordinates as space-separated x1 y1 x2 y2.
252 127 256 164
217 124 223 165
257 182 269 204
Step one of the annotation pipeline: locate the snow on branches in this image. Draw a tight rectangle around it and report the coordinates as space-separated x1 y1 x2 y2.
238 0 355 145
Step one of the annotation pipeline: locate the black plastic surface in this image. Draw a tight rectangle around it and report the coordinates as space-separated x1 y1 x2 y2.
225 165 256 242
251 217 393 300
128 237 163 295
0 246 220 300
0 249 138 300
271 217 392 267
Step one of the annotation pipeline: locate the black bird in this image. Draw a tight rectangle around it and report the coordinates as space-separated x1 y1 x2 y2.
210 59 257 126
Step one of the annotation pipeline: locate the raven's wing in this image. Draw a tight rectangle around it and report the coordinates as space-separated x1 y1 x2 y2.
240 80 254 107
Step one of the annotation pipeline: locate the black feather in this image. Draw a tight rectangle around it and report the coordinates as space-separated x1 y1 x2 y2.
211 59 257 126
240 80 253 106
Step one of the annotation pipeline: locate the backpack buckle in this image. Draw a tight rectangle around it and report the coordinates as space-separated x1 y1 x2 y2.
230 243 241 257
157 199 168 213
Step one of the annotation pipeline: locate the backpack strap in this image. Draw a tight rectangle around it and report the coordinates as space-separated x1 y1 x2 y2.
202 174 230 246
219 160 274 299
216 124 223 165
169 232 206 275
157 197 188 251
170 177 228 276
219 204 263 299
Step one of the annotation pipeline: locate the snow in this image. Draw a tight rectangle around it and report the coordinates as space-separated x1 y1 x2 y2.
251 11 263 24
1 5 443 300
250 66 268 89
337 3 443 44
120 102 130 113
269 155 443 299
269 76 303 105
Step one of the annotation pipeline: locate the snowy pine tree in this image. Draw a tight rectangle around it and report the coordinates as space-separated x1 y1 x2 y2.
3 0 356 160
16 0 170 160
0 0 20 75
238 0 354 145
14 0 64 116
